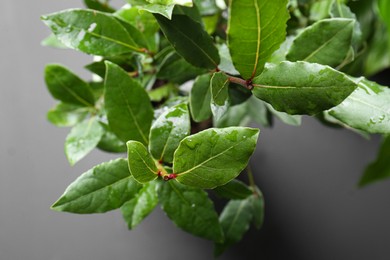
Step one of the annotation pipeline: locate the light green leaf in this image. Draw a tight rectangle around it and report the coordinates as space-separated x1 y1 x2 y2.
211 72 230 121
127 0 176 19
47 103 89 127
127 141 159 184
309 0 334 21
213 179 253 200
329 78 390 134
149 103 191 163
173 127 259 189
155 13 220 69
217 43 239 75
189 74 212 122
227 0 289 79
104 61 154 145
45 64 95 107
41 34 68 49
286 18 355 67
158 181 223 242
359 135 390 187
378 0 390 39
51 158 142 213
41 9 145 56
65 117 104 166
121 181 159 229
252 61 357 115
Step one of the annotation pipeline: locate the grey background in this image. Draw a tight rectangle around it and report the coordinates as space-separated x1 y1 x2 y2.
1 1 389 259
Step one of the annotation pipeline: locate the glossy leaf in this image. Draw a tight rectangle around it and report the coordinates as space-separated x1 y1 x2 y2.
173 127 259 189
47 103 89 127
41 34 68 49
252 61 357 115
121 181 159 229
44 64 95 107
104 61 154 145
83 0 115 13
359 135 390 187
41 9 144 56
214 199 254 257
127 141 158 184
155 13 220 69
65 117 104 166
211 72 230 121
227 0 289 79
189 74 212 122
97 124 127 153
51 158 142 213
149 103 191 163
286 18 354 67
214 101 252 128
127 0 176 19
329 78 390 134
266 103 302 126
213 179 253 200
378 0 390 39
158 180 224 242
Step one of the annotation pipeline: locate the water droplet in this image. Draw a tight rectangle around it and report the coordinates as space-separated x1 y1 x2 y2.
191 204 195 208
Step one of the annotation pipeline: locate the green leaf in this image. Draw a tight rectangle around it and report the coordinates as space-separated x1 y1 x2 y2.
65 117 104 166
127 0 176 19
217 43 239 75
194 0 220 16
266 103 302 126
249 186 264 229
213 179 253 200
227 0 289 79
359 135 390 187
83 0 115 13
378 0 390 40
41 34 68 49
149 103 191 163
309 0 334 21
173 127 259 189
247 96 273 128
127 141 159 184
189 74 212 122
121 181 159 229
148 83 177 102
104 61 154 145
47 103 89 127
211 72 230 121
155 13 220 69
214 199 254 257
252 61 357 115
214 101 252 128
51 158 142 213
158 181 223 242
44 64 95 107
286 18 355 67
329 78 390 134
41 9 145 56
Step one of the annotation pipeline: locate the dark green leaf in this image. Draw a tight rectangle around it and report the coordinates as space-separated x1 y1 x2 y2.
65 117 104 166
127 141 159 184
41 9 145 56
228 83 252 106
247 97 273 128
45 64 95 107
104 61 154 144
252 61 357 115
359 135 390 187
214 101 252 128
266 103 302 126
97 123 127 153
189 74 212 122
249 186 264 229
173 127 259 189
155 13 220 69
121 181 159 229
227 0 289 79
329 78 390 134
83 0 115 13
47 103 89 127
211 72 230 121
213 179 253 200
158 181 223 242
149 103 191 163
287 18 354 67
51 158 142 213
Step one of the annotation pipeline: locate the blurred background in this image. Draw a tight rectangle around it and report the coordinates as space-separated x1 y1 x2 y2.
1 0 390 259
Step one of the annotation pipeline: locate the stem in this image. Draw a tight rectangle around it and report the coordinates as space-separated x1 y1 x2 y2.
228 76 254 90
246 165 256 190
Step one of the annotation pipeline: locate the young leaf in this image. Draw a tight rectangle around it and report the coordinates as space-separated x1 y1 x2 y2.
286 18 355 67
127 141 159 184
213 179 253 200
41 9 145 56
47 103 89 127
329 78 390 134
51 158 142 213
158 181 224 242
173 127 259 189
121 181 159 229
44 64 95 107
214 199 254 257
65 117 104 166
104 61 154 145
149 103 191 163
211 72 230 122
252 61 357 115
155 13 220 70
189 74 212 122
227 0 289 79
359 135 390 187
